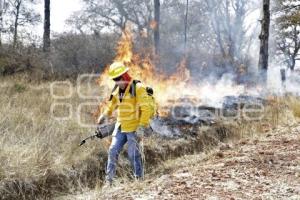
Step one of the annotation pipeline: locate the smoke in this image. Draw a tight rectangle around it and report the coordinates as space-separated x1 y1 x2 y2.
177 0 262 90
150 117 181 138
196 73 245 107
266 0 300 97
267 66 300 95
185 0 300 99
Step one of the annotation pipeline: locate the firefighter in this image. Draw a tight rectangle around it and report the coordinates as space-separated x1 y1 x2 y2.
97 62 152 186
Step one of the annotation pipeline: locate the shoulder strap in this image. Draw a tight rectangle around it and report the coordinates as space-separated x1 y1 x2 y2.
109 80 141 100
130 80 141 97
109 84 118 101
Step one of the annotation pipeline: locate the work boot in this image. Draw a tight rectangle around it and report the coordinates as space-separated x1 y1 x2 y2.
134 175 144 181
102 179 113 190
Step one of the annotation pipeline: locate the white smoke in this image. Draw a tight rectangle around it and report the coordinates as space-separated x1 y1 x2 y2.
150 117 181 138
267 65 300 96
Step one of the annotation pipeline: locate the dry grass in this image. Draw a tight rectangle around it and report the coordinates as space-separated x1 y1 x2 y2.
0 75 110 199
0 76 299 199
285 95 300 119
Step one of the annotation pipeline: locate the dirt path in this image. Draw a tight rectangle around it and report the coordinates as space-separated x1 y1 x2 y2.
91 124 300 200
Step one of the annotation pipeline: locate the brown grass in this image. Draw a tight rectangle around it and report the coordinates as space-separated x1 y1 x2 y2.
285 95 300 119
0 76 110 199
0 76 298 199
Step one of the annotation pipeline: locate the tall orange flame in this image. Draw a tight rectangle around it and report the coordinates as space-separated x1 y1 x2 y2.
98 28 248 115
98 28 191 106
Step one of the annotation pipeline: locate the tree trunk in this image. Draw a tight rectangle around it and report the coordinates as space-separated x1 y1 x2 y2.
184 0 189 52
258 0 270 83
43 0 50 52
290 26 300 71
154 0 160 55
13 1 21 48
0 0 4 47
290 57 296 71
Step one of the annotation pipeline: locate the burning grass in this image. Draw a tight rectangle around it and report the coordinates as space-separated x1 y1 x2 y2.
96 28 258 110
1 29 300 199
0 75 299 199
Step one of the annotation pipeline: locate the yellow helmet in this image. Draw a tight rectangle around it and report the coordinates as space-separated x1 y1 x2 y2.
108 62 129 79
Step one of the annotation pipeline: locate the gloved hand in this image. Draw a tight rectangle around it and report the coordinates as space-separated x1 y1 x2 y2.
95 126 104 139
136 126 146 141
97 114 108 125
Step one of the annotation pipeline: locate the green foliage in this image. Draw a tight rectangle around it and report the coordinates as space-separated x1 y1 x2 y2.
13 83 26 93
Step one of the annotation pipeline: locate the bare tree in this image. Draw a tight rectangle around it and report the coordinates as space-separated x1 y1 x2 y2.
204 0 251 67
184 0 188 51
76 0 153 33
277 26 300 71
159 0 212 51
258 0 270 81
154 0 160 55
275 0 300 71
11 0 21 47
0 0 4 46
7 0 40 48
66 11 89 34
43 0 50 52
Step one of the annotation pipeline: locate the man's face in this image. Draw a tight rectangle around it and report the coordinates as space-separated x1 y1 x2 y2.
113 76 128 90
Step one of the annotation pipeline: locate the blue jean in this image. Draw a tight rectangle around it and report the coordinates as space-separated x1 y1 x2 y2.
106 127 143 182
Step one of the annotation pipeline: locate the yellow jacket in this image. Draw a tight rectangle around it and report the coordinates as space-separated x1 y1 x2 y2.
103 79 152 132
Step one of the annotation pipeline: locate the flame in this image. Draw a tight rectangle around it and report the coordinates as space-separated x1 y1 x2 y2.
98 28 250 115
98 28 157 88
150 20 158 30
98 28 191 106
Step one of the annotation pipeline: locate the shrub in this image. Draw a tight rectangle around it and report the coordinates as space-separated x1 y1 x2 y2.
13 83 26 93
